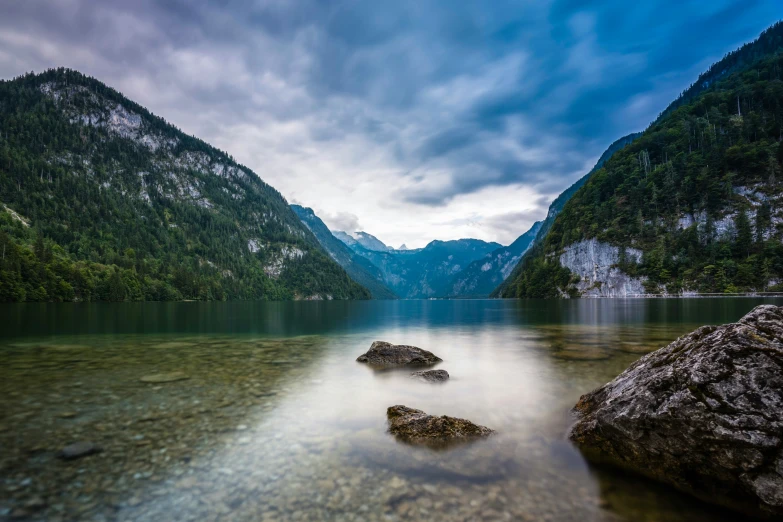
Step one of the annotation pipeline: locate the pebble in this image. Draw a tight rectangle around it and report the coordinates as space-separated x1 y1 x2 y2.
57 441 102 460
139 372 190 383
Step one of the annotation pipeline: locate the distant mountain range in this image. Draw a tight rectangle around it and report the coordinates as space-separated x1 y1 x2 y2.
8 23 782 303
296 130 643 299
291 206 397 299
444 221 542 297
331 230 501 298
331 230 402 252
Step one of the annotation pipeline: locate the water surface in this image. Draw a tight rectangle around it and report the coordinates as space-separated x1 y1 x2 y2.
1 298 779 521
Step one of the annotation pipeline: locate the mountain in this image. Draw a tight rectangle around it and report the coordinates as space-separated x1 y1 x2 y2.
535 133 642 243
332 231 358 248
497 22 783 298
491 132 641 297
444 221 542 297
342 237 501 298
0 68 370 302
291 205 397 299
334 230 393 252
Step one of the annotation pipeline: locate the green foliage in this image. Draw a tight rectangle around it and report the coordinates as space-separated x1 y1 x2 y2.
498 243 580 298
0 68 369 302
492 132 641 297
500 42 783 298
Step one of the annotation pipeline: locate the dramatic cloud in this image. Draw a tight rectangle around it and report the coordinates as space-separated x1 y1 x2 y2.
0 0 780 246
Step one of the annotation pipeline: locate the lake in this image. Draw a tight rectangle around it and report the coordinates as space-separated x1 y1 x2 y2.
1 298 780 521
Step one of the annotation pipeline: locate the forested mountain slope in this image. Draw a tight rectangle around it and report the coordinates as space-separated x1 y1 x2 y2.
0 68 369 301
291 205 396 299
491 132 640 297
498 26 783 298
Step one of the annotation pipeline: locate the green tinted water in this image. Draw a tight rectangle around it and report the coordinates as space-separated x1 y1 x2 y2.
1 298 780 521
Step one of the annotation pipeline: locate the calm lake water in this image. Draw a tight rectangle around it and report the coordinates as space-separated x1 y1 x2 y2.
1 298 781 522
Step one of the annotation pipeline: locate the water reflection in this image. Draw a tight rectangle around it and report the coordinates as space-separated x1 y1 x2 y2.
1 298 780 521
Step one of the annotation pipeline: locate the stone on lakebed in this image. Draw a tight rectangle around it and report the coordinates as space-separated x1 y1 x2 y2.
58 441 102 460
387 405 493 447
356 341 442 366
139 372 190 383
410 369 450 382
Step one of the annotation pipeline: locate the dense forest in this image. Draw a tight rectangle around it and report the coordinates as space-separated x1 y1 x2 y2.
499 25 783 298
0 68 369 302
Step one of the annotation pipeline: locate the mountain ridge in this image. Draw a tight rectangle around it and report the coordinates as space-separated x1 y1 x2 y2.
0 68 370 301
329 225 502 298
291 205 397 299
498 22 783 298
492 132 641 297
444 221 542 297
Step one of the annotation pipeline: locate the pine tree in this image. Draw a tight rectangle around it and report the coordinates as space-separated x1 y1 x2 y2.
734 210 752 259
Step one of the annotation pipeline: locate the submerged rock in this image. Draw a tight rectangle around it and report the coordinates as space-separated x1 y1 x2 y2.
410 369 450 382
356 341 442 366
58 441 102 460
568 305 783 520
139 372 190 383
387 405 493 447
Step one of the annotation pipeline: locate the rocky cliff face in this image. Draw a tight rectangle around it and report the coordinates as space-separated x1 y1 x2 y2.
569 305 783 520
492 133 640 298
558 239 646 297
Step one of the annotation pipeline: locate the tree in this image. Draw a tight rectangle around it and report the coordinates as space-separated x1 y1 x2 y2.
734 210 752 259
107 268 126 302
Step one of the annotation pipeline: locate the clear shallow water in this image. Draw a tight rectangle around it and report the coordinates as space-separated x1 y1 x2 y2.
1 298 781 522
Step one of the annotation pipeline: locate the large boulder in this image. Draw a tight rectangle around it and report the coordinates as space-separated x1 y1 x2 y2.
356 341 442 366
569 305 783 520
387 405 494 448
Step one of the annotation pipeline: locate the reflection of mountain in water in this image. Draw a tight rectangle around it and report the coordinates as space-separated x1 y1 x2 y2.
2 298 781 340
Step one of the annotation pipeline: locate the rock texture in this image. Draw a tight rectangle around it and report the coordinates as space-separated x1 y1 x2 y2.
387 406 494 447
410 369 450 382
559 239 646 297
356 342 442 366
569 305 783 520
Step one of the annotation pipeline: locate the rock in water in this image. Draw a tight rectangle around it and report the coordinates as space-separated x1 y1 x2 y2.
387 405 493 447
568 305 783 520
139 372 190 383
356 341 442 366
58 441 102 460
410 369 450 382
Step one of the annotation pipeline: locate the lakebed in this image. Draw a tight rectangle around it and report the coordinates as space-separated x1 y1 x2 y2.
2 298 781 521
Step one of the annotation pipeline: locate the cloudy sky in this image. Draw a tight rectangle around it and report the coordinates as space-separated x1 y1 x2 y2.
1 1 780 248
